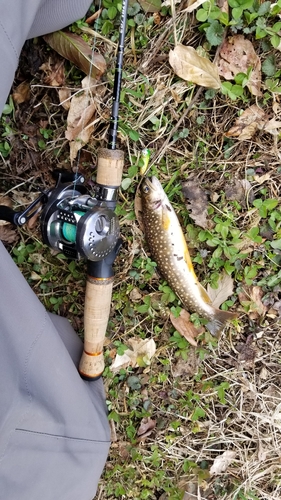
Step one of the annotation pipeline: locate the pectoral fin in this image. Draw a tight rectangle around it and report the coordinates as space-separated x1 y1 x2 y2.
197 282 212 304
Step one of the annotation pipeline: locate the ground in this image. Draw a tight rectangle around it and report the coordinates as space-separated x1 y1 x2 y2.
1 1 281 499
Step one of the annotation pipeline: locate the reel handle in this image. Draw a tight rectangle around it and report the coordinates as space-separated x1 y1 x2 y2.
79 148 124 380
78 275 113 379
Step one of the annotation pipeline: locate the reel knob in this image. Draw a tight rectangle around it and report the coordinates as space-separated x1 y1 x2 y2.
75 207 119 260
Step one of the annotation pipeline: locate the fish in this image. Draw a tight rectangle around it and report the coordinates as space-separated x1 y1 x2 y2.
140 176 237 336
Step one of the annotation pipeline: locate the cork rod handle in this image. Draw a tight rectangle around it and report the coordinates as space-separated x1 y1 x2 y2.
78 276 113 379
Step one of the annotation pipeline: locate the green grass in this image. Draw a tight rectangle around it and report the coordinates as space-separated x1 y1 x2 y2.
2 0 281 498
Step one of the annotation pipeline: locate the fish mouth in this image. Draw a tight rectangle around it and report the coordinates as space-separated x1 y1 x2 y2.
141 176 164 209
142 176 161 191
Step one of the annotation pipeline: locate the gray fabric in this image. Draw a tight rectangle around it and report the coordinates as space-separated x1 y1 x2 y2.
0 1 111 499
0 0 92 112
0 242 110 499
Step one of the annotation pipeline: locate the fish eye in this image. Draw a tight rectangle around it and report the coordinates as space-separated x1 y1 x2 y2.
143 185 150 194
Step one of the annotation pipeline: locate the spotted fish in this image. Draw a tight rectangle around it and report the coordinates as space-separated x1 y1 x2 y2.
140 176 237 336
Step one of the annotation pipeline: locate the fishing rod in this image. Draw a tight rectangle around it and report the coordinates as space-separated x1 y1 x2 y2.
0 0 129 380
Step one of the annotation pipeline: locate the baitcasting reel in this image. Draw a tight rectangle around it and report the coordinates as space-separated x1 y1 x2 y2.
0 170 120 263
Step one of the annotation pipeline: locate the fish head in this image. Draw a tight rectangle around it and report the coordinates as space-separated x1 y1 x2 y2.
140 176 165 211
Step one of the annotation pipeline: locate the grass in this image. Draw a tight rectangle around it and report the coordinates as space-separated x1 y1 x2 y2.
1 0 281 498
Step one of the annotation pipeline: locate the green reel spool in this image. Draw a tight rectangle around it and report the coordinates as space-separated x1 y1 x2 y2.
61 211 84 243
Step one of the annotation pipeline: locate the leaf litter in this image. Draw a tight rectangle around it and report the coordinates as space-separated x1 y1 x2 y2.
170 309 203 347
65 76 105 162
218 35 262 96
110 337 156 372
181 179 209 229
225 104 281 141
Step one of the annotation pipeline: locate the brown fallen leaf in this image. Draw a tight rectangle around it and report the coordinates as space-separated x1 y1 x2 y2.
224 179 254 206
85 8 102 24
12 81 31 104
181 180 209 229
207 273 234 309
218 35 261 96
225 105 266 140
65 76 105 162
129 287 143 302
169 44 221 89
238 285 267 320
170 309 204 347
138 0 161 13
0 225 20 245
137 417 156 441
262 117 281 136
172 347 199 377
236 337 257 367
44 31 106 80
0 195 12 210
40 59 65 87
226 105 281 141
58 87 72 110
254 172 271 184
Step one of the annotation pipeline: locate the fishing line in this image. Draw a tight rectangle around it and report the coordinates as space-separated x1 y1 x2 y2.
71 0 103 198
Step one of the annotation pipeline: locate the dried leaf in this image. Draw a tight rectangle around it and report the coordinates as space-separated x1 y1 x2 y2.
210 450 236 475
172 347 199 377
254 172 271 184
44 31 106 79
224 179 254 206
218 35 261 96
65 76 99 162
225 105 266 140
162 0 181 6
0 225 20 244
138 0 161 12
137 417 156 439
129 288 142 302
110 337 156 372
58 87 72 110
182 180 209 229
169 44 221 89
40 59 65 86
238 286 267 319
0 195 12 209
207 273 234 309
170 309 203 347
262 118 281 136
85 9 102 24
184 0 206 12
12 81 31 104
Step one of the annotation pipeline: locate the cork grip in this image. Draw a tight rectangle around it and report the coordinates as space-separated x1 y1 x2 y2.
96 148 124 187
78 276 114 379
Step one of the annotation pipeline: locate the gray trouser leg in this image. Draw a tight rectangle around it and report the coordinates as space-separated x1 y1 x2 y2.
0 243 110 500
0 0 92 113
0 1 110 499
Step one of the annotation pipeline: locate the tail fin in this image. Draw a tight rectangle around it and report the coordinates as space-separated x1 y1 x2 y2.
206 309 237 337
